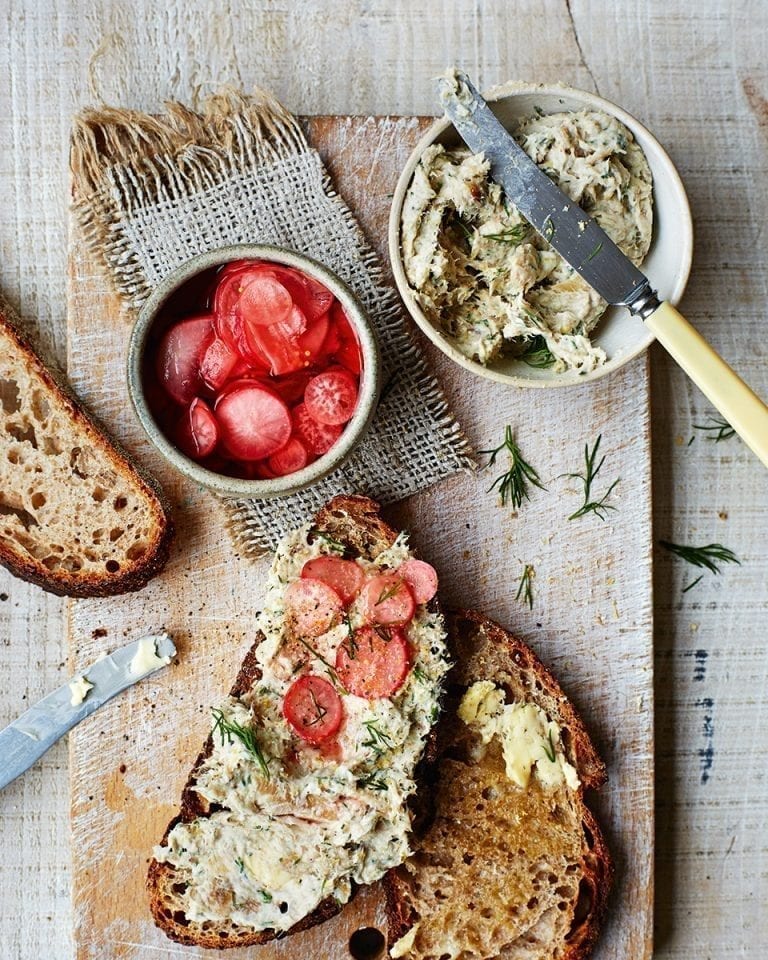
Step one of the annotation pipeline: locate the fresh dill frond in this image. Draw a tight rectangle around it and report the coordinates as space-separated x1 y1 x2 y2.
485 223 529 245
520 336 555 369
480 426 546 510
362 720 393 756
297 637 347 693
234 857 245 874
659 541 740 574
542 730 556 763
693 415 736 442
412 664 429 683
682 575 704 593
211 709 270 779
259 890 273 903
376 579 404 605
561 435 620 521
357 770 388 791
583 241 603 264
515 563 535 610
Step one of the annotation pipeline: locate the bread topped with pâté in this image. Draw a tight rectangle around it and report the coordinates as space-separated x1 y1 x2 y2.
148 495 449 948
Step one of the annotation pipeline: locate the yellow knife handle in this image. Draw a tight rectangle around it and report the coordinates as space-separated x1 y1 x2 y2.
645 301 768 468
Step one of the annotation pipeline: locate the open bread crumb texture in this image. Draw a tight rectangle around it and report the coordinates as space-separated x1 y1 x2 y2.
0 343 156 581
392 742 586 960
385 614 608 960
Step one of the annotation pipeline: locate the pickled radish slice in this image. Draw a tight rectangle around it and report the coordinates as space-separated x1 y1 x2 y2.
397 559 438 604
335 626 410 699
282 675 342 744
360 574 416 626
304 369 359 426
200 337 239 391
238 273 294 327
292 403 343 455
271 371 313 404
215 383 291 460
285 577 343 637
268 437 309 476
156 314 214 404
268 265 334 320
177 398 219 459
301 556 364 604
331 302 362 374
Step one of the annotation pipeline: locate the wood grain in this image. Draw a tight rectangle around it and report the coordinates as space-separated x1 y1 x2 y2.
66 116 653 960
3 3 767 960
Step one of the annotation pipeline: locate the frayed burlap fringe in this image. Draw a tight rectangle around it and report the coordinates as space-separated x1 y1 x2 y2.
70 87 474 553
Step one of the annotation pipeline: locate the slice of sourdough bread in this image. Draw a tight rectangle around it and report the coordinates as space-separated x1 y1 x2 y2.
148 495 444 949
0 294 172 596
384 609 612 960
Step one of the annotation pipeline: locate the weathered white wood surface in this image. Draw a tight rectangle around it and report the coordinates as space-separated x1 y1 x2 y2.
0 2 766 960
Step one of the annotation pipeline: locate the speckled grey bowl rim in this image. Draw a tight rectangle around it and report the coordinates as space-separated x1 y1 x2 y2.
127 244 380 499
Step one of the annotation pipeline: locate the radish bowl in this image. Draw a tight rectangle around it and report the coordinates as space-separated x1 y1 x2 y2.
127 245 381 498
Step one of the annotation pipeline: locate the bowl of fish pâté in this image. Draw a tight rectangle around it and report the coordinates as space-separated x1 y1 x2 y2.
389 80 693 386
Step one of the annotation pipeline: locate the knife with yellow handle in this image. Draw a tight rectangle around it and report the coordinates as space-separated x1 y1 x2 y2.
437 70 768 469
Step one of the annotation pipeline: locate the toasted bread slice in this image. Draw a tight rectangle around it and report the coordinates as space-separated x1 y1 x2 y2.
384 609 612 960
148 495 446 948
0 294 172 596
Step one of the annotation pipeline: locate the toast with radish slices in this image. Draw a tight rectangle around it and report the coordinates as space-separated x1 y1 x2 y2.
148 495 449 948
384 610 612 960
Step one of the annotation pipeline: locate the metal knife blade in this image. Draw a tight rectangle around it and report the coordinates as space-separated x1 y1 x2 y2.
0 632 176 790
436 70 657 315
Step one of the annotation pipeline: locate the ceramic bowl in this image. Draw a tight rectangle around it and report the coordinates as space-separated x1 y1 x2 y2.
127 244 380 498
389 81 694 387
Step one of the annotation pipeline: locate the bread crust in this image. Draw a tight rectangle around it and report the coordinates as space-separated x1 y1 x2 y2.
383 608 613 960
0 296 173 596
148 495 434 949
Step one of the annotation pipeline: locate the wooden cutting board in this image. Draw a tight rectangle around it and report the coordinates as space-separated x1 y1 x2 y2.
66 116 654 960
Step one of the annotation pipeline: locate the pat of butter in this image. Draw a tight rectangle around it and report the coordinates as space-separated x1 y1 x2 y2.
390 922 420 958
129 636 171 677
69 675 93 707
458 682 580 790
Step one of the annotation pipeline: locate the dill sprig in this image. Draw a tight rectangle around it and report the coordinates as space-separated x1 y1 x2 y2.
542 729 556 763
357 770 388 791
659 541 740 575
211 709 270 779
485 223 529 245
515 563 535 610
297 637 347 693
362 720 393 757
520 335 555 369
693 415 735 442
561 435 620 521
376 579 404 605
480 426 546 510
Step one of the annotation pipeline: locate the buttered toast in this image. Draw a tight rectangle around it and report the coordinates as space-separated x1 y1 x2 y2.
385 609 612 960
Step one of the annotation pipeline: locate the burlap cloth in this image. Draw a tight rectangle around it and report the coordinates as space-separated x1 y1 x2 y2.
70 88 474 553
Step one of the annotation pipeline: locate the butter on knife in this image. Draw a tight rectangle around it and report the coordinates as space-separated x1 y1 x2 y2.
0 632 176 790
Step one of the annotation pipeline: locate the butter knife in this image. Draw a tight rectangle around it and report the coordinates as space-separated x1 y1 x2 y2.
0 632 176 790
437 70 768 469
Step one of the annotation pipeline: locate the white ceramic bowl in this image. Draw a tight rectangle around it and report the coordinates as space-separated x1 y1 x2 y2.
389 81 694 387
